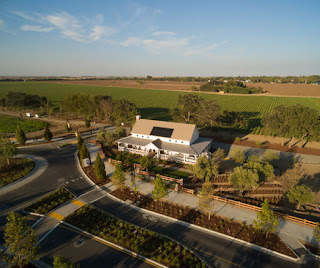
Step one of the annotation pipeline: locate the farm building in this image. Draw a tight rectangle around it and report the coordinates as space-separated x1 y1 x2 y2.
115 117 212 164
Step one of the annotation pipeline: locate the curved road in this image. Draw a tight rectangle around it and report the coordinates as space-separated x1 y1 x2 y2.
0 141 318 268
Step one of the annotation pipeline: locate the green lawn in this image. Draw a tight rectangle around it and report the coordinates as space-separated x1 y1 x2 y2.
1 81 320 130
0 114 46 133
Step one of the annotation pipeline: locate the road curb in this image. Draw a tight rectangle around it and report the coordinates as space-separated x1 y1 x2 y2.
61 221 168 268
0 155 48 196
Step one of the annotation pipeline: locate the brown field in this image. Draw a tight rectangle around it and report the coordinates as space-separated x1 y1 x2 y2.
246 82 320 97
48 79 204 91
46 79 320 97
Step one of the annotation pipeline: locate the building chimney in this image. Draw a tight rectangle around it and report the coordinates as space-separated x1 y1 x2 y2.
136 115 141 122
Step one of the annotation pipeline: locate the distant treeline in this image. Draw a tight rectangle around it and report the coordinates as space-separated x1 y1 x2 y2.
199 80 263 94
1 75 319 84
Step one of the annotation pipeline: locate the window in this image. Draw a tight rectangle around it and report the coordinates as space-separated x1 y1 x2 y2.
142 136 144 138
175 140 177 143
181 141 183 144
169 139 171 142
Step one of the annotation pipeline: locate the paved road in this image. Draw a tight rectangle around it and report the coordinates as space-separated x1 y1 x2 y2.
39 224 153 268
1 140 318 267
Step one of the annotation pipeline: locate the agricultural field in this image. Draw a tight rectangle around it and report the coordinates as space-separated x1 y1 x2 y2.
0 114 46 133
1 81 320 131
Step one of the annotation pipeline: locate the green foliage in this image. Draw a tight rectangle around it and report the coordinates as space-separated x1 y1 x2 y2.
1 82 320 133
193 155 215 181
79 142 90 161
43 124 53 141
111 164 126 189
200 80 263 94
254 199 278 236
4 212 38 267
230 148 245 163
0 158 34 187
84 119 91 128
221 110 248 130
261 150 279 166
0 115 46 133
243 160 274 181
53 256 79 268
25 188 73 214
5 91 46 110
15 125 26 145
229 166 259 193
287 185 314 209
314 224 320 243
152 175 168 202
262 104 320 140
112 98 137 125
0 134 17 165
140 155 154 172
95 154 106 180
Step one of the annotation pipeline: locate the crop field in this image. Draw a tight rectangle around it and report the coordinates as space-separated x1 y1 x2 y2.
0 114 46 133
1 81 320 131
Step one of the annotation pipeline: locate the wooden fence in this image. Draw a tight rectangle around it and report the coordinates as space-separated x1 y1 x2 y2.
180 187 195 195
210 195 317 228
139 170 183 186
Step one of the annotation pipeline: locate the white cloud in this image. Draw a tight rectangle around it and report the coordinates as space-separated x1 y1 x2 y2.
152 31 175 36
14 10 115 42
89 25 116 41
20 25 53 32
183 40 229 56
120 37 142 47
143 37 189 51
121 36 190 54
13 11 36 21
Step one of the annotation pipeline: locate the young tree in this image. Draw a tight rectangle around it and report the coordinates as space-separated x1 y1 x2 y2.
111 164 126 190
254 199 278 236
198 181 214 220
287 184 314 209
229 148 245 163
65 121 72 133
15 125 26 146
193 155 214 181
79 142 90 161
229 166 259 194
314 223 320 245
151 175 168 205
43 124 53 141
261 150 279 166
77 134 84 150
0 134 17 165
99 98 113 123
4 212 38 267
84 119 91 129
243 160 275 181
140 155 154 172
53 255 79 268
95 153 106 180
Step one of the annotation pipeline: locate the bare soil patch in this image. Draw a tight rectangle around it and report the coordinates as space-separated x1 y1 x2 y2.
246 82 320 97
46 79 203 91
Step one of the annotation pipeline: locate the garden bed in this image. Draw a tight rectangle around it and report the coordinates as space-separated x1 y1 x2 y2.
64 205 205 267
82 165 110 186
25 187 74 214
0 158 35 187
111 187 296 258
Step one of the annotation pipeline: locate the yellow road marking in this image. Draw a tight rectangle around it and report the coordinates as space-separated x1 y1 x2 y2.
71 199 85 207
48 212 64 221
60 225 163 268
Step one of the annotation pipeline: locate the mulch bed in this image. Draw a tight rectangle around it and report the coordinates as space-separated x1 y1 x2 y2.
82 165 110 186
111 187 296 258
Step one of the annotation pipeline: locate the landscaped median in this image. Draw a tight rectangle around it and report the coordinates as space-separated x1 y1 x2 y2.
111 187 297 259
25 187 75 215
63 204 205 268
0 158 35 187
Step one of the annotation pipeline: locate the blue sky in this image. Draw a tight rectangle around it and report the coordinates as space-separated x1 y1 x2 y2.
0 0 319 76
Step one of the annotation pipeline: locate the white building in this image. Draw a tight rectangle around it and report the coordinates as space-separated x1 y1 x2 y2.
115 117 212 164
